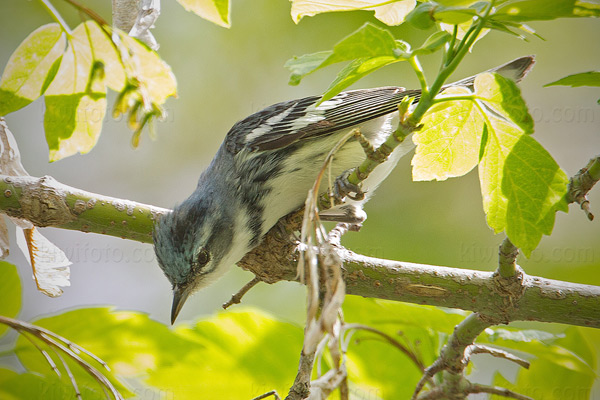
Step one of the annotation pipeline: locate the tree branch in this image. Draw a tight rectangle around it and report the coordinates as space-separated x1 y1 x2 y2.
0 171 598 328
0 174 166 243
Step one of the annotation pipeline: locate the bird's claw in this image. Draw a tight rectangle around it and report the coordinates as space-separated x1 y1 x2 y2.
333 169 365 203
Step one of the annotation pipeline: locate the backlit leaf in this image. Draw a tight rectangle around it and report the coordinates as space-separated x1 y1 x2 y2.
0 370 106 400
0 262 21 337
0 24 65 116
545 71 600 87
320 56 400 102
177 0 231 28
477 115 568 255
43 22 115 161
285 23 406 87
291 0 416 26
545 71 600 103
412 86 483 181
476 72 534 134
148 309 302 399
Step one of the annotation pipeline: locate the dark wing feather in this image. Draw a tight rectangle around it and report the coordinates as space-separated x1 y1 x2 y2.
224 87 417 154
224 55 536 154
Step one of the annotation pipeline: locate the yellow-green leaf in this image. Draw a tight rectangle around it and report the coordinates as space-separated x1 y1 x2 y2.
291 0 417 26
45 22 123 96
119 33 177 107
0 24 66 116
0 262 21 337
43 22 128 161
176 0 231 28
83 21 126 92
478 115 568 255
478 120 509 233
476 72 534 134
45 94 107 162
412 87 483 181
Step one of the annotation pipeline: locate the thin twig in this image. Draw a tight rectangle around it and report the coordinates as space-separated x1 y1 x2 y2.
497 237 519 278
286 349 316 400
222 276 262 309
21 332 61 377
467 344 530 369
251 390 281 400
469 383 534 400
344 323 425 371
0 316 123 400
63 0 110 26
53 349 83 400
411 359 443 400
567 155 600 221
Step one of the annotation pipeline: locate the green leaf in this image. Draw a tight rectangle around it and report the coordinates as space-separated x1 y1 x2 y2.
15 308 196 397
478 116 568 255
0 262 21 337
42 21 124 161
573 0 600 17
344 296 467 338
474 71 567 254
413 31 452 55
406 2 437 29
320 56 400 102
343 297 468 398
118 32 177 106
44 94 107 162
286 51 333 85
148 309 303 399
487 327 596 400
485 327 564 343
0 369 106 400
176 0 231 28
503 134 569 255
545 71 600 87
478 120 510 233
476 72 534 134
0 24 66 116
290 0 417 26
329 22 400 62
412 86 484 181
434 7 479 25
285 22 405 86
494 0 577 21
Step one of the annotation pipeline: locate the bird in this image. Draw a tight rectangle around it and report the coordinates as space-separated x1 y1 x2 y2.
153 56 535 324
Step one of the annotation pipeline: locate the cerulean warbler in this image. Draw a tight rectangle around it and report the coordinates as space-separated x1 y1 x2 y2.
153 56 535 323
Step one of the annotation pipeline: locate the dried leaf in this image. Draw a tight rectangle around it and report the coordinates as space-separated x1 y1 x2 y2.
17 227 71 297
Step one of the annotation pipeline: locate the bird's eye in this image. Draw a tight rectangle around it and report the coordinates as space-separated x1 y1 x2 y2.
196 248 210 267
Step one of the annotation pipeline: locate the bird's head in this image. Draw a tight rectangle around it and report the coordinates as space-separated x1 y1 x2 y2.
153 196 238 324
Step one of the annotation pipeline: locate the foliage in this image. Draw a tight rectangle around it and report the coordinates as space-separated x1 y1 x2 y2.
0 0 599 399
0 267 596 398
0 18 176 160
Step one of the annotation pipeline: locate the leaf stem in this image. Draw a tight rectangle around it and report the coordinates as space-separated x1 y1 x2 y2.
410 56 429 95
442 24 458 67
407 1 494 126
431 94 477 104
39 0 72 35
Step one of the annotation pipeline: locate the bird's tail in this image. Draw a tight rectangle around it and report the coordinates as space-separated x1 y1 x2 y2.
449 55 536 88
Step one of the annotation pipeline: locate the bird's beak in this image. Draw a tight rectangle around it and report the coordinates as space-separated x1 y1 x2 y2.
171 285 190 325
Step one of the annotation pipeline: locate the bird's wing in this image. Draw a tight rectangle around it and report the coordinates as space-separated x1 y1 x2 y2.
224 56 536 154
224 86 416 154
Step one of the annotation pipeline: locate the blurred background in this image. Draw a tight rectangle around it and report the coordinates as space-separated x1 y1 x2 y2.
0 0 598 393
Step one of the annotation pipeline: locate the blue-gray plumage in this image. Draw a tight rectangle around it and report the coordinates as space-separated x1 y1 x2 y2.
153 56 535 323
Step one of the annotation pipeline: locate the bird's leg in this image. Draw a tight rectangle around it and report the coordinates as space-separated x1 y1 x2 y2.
330 129 375 203
320 129 385 230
